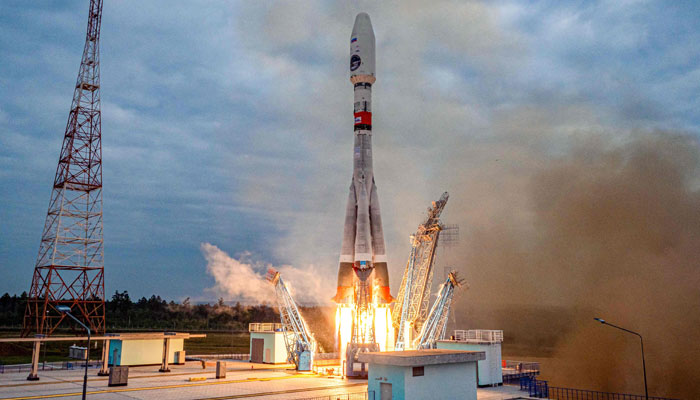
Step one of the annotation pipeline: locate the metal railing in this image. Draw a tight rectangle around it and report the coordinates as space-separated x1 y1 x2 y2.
314 352 339 360
453 329 503 342
312 363 342 376
520 376 549 398
503 359 541 374
548 386 680 400
248 322 283 332
186 353 250 360
502 359 541 385
0 360 102 374
517 376 679 400
503 371 539 384
295 392 374 400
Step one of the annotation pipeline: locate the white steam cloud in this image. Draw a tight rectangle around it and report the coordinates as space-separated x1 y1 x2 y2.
202 242 333 305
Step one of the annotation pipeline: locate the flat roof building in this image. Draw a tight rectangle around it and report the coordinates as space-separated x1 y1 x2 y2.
437 329 504 387
248 323 290 364
359 349 485 400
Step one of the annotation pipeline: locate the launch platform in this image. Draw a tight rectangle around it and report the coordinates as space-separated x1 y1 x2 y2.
0 360 532 400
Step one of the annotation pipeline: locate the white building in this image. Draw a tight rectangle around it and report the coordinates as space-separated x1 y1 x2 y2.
248 323 290 364
359 349 485 400
437 329 504 386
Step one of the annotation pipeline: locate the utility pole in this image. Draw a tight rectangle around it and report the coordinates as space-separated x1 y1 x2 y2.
594 318 648 400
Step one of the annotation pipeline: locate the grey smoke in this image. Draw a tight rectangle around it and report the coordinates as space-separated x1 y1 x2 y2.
450 131 700 398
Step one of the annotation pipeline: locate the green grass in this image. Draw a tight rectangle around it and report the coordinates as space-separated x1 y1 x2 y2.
1 355 72 365
1 329 104 365
184 332 250 355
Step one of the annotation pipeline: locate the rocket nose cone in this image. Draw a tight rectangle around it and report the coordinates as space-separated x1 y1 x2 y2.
352 12 374 36
350 12 376 78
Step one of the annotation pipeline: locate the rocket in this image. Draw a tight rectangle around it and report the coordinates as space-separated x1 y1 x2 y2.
333 13 392 305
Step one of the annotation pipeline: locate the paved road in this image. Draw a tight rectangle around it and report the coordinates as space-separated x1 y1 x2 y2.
0 361 366 400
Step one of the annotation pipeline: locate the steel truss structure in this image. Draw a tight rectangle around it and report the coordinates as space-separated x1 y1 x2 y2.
414 271 464 349
22 0 105 337
393 192 449 350
267 270 316 369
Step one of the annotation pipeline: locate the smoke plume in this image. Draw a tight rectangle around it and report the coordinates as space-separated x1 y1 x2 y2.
449 131 700 399
202 243 333 305
223 3 699 397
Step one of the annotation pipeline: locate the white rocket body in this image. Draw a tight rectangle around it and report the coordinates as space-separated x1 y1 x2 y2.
334 13 391 305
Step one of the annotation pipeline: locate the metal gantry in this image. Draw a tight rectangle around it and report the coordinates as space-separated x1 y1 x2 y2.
393 192 449 350
23 0 105 337
414 271 465 350
267 270 315 370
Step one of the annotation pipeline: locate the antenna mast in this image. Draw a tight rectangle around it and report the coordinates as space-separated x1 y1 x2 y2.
23 0 106 336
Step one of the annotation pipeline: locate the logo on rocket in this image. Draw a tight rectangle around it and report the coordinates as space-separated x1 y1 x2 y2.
350 55 361 71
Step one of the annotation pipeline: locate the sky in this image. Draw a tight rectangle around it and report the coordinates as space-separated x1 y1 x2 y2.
1 0 699 303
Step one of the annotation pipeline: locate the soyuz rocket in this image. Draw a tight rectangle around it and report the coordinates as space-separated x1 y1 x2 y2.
333 13 392 305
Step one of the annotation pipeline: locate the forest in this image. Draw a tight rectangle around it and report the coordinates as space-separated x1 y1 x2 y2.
0 291 279 332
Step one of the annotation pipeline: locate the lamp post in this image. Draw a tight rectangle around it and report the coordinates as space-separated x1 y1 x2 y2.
57 305 90 400
594 317 648 400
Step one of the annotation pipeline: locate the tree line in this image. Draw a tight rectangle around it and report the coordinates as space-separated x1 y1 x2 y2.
0 291 280 331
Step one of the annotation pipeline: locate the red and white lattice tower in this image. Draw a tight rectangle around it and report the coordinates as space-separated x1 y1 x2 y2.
22 0 105 336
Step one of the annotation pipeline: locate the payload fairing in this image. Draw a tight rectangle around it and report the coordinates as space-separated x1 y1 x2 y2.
333 12 392 305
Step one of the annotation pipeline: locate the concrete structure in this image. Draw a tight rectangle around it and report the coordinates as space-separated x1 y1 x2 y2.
216 361 227 379
438 330 504 387
108 336 183 367
437 341 502 387
0 332 204 380
0 359 530 400
249 323 290 364
359 349 485 400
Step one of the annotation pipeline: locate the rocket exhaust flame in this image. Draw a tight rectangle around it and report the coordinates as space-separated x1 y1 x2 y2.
334 282 395 377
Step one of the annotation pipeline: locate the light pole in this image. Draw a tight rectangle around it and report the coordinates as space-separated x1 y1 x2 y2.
57 305 90 400
594 317 648 400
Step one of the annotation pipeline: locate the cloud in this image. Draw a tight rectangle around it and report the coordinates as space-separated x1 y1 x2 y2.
1 1 699 308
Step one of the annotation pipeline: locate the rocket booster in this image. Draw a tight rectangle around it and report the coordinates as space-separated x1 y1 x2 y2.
333 13 392 305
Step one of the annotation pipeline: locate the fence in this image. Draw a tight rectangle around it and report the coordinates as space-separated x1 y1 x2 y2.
517 376 679 400
548 387 680 400
520 376 549 398
503 359 540 373
295 392 374 400
186 353 249 361
314 352 339 360
0 360 102 374
453 329 503 342
502 359 540 384
503 371 539 384
248 322 282 332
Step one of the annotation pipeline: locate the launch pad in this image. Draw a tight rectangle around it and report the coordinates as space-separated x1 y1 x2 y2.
0 360 369 400
0 360 528 400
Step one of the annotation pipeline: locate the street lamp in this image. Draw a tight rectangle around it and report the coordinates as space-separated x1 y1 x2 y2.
594 317 648 400
57 305 90 400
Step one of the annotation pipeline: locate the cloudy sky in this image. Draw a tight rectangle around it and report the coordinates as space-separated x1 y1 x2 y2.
1 0 698 303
